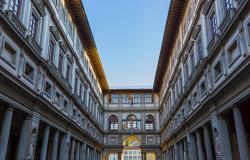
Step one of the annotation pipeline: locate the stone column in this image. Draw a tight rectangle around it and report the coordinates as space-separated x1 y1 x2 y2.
16 117 31 159
142 152 146 160
118 152 122 160
196 130 204 160
76 141 80 160
0 107 13 159
175 143 180 160
203 125 214 160
180 141 184 160
187 133 198 160
183 138 188 160
118 113 122 131
51 130 59 160
79 142 86 160
233 107 250 160
59 133 71 160
70 139 76 160
211 113 232 160
40 126 50 160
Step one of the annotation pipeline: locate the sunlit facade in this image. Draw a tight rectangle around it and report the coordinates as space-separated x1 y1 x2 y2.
103 89 161 160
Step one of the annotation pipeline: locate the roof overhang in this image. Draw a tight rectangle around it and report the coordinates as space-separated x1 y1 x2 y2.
153 0 185 92
66 0 109 92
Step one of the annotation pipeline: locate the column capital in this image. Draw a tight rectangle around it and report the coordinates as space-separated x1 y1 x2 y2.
7 104 15 110
233 106 240 111
210 111 225 122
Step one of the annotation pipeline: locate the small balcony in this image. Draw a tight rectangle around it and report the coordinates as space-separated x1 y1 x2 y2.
5 10 27 36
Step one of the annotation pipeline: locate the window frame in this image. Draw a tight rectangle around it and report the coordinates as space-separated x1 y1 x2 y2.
29 10 40 40
109 115 118 130
48 37 56 64
9 0 23 17
145 115 154 131
22 59 35 83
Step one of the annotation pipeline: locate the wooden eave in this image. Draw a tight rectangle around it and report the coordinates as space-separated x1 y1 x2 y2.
66 0 109 92
153 0 185 92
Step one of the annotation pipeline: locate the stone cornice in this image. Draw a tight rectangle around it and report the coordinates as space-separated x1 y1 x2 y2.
65 0 109 92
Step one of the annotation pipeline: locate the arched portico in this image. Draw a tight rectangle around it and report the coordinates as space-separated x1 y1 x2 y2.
122 136 142 160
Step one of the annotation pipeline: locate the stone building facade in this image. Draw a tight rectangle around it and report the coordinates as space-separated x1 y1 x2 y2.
156 0 250 160
0 0 250 160
0 0 106 159
103 89 161 160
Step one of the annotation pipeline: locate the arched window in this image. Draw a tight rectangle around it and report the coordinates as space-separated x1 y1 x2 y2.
145 115 154 130
127 115 137 129
109 115 118 130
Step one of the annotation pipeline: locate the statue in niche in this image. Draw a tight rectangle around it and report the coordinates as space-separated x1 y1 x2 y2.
213 128 223 160
27 128 37 159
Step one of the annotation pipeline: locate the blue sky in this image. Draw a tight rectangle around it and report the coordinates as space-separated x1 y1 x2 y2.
83 0 170 87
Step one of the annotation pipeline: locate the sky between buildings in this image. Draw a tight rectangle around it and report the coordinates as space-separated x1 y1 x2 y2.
83 0 170 88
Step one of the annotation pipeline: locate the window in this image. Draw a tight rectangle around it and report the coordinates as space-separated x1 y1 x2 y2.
196 36 203 64
126 115 137 129
58 51 64 74
209 11 217 40
79 82 83 98
193 92 198 104
224 0 233 11
63 99 68 112
132 94 141 104
227 40 240 66
144 94 153 103
29 12 39 39
48 38 56 63
10 0 22 17
83 85 87 103
200 81 206 96
110 94 119 104
122 95 130 104
109 115 118 130
54 91 61 105
2 42 17 66
184 60 189 83
190 51 195 72
74 73 79 94
187 100 192 112
44 81 52 97
214 60 223 81
178 74 183 94
65 61 72 84
145 115 154 130
23 61 35 82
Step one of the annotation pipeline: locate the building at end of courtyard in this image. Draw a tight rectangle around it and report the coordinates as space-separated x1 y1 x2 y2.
103 88 161 160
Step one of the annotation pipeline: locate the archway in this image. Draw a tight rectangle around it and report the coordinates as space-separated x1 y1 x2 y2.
122 136 141 160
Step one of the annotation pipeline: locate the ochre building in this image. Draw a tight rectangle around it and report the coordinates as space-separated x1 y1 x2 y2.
0 0 250 160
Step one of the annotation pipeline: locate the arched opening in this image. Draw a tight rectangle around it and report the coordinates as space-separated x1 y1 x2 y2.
122 136 141 160
127 114 137 129
145 115 154 130
109 115 118 130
